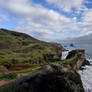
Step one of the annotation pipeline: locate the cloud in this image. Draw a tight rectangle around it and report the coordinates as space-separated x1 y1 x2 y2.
0 0 77 40
0 14 8 23
0 0 32 15
78 9 92 36
0 0 92 41
46 0 88 12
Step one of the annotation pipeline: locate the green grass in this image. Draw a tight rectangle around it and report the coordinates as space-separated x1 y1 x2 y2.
0 73 17 81
0 28 63 65
61 56 78 64
0 28 64 81
16 66 41 74
0 66 41 81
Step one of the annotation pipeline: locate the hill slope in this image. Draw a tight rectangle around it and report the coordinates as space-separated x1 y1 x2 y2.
0 28 64 71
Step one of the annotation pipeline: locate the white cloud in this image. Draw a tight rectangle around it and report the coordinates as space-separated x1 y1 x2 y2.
46 0 88 12
0 0 32 15
0 0 76 40
0 14 8 23
78 9 92 36
0 0 92 41
82 9 92 22
64 9 92 39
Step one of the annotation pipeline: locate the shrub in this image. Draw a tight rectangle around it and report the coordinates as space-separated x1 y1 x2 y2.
0 73 17 80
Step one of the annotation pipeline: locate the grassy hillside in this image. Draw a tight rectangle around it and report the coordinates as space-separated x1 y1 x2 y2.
0 28 64 71
0 46 85 92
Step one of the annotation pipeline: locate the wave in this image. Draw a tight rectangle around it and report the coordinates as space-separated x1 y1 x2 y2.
79 55 92 92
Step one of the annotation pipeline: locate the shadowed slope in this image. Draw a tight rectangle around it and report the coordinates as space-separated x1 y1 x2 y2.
0 64 85 92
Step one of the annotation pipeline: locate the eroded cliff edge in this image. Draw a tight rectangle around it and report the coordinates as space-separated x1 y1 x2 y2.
0 49 86 92
63 49 86 70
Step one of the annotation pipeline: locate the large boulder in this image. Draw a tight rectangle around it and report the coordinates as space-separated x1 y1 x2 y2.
82 59 91 66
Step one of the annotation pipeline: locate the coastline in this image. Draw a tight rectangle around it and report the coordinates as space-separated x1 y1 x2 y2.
0 49 86 92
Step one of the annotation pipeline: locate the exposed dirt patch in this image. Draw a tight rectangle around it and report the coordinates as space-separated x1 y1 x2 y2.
0 80 14 86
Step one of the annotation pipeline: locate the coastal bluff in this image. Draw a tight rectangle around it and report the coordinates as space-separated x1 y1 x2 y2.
66 49 86 70
0 49 86 92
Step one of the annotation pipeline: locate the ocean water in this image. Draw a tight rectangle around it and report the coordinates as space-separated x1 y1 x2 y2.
78 59 92 92
61 45 92 92
61 51 69 60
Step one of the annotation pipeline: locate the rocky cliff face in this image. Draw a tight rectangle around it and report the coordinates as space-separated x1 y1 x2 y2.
65 50 86 70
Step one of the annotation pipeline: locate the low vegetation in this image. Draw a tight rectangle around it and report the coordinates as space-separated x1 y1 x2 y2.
0 29 85 92
0 28 64 72
0 49 85 81
0 73 17 80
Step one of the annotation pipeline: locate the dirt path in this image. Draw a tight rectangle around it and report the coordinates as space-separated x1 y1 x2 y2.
0 80 14 86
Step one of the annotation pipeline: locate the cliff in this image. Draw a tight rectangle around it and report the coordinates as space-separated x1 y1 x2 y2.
0 28 86 92
61 49 86 70
0 49 86 92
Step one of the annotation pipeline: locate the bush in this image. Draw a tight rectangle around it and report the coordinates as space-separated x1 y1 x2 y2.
0 73 17 80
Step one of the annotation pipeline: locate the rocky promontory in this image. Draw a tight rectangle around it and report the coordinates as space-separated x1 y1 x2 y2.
0 28 88 92
0 49 86 92
66 50 86 70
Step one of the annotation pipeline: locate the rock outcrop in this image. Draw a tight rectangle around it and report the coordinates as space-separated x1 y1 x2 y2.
65 50 86 70
82 59 91 66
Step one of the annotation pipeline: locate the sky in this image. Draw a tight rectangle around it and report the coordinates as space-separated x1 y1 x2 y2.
0 0 92 41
